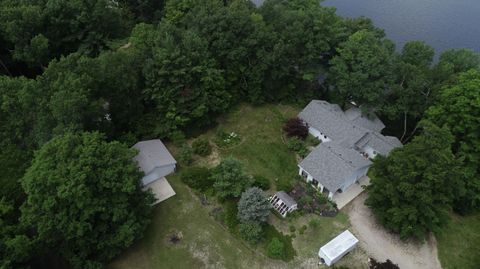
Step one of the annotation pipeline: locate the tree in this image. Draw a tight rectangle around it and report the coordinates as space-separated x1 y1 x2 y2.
238 221 263 244
366 121 464 239
0 198 34 269
329 30 395 109
0 0 127 68
260 0 344 100
211 157 251 199
283 117 308 139
237 187 272 224
142 23 230 137
383 41 435 141
427 70 480 213
21 132 154 268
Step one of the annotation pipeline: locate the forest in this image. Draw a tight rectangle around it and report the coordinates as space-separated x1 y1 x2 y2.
1 0 479 268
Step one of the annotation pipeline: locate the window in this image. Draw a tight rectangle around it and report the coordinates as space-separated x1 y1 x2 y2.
301 170 308 178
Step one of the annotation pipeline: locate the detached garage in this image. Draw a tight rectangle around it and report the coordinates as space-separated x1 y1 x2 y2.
132 139 177 205
318 230 359 266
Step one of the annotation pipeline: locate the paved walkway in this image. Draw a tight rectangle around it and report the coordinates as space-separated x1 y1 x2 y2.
333 176 370 209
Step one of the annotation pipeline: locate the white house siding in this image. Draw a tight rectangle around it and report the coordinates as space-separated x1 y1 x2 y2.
141 164 176 186
308 127 331 143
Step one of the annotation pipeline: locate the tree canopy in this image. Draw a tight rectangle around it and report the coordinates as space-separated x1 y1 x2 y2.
427 70 480 213
20 132 154 268
211 157 251 199
366 121 464 239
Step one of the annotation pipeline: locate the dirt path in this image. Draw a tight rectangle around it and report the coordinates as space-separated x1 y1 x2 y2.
344 193 442 269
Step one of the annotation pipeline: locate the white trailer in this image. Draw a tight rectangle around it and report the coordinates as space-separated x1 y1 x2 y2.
318 230 359 266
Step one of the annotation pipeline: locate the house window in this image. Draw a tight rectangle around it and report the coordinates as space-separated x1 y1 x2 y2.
301 170 308 178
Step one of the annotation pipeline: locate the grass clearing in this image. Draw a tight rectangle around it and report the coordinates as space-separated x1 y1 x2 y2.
436 212 480 269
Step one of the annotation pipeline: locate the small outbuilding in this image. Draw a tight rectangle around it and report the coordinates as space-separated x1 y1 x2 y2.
269 191 298 217
318 230 359 266
132 139 177 205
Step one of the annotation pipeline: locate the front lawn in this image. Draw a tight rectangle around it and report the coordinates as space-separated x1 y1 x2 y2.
436 212 480 269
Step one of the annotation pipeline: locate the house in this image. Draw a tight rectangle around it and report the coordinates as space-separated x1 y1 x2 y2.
269 191 298 217
298 100 401 199
318 230 359 266
132 139 177 205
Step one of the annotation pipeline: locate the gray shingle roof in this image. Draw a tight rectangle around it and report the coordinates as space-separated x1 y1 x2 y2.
344 107 385 132
132 140 176 174
299 143 372 191
275 191 297 207
354 132 402 156
299 100 356 141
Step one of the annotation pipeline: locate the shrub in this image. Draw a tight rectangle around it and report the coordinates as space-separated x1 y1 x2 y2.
283 117 308 139
192 138 212 156
263 224 295 261
238 222 263 244
277 179 294 192
178 144 193 165
267 237 284 259
180 167 213 191
215 129 241 148
252 175 270 190
289 225 296 233
287 137 308 157
237 187 272 224
169 130 186 146
306 135 321 146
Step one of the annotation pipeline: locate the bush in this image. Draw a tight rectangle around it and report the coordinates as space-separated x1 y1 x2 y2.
306 135 321 146
178 144 193 165
299 225 307 235
289 225 296 233
238 222 263 244
267 237 284 259
287 137 308 157
283 117 308 139
252 175 270 190
180 167 213 191
192 138 212 156
277 179 294 192
263 224 295 261
169 130 186 146
215 129 241 148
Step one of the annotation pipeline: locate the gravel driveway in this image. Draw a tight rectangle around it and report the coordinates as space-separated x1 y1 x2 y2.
344 193 442 269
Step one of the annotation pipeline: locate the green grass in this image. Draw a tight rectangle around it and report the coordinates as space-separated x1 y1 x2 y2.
110 104 368 268
436 212 480 269
207 104 300 189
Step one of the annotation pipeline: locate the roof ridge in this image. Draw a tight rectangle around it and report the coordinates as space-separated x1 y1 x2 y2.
323 143 357 169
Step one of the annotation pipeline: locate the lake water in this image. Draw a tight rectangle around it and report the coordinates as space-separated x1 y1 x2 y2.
253 0 480 55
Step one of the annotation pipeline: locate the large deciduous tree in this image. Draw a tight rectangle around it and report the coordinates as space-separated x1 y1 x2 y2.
141 23 230 137
366 121 464 239
211 157 251 199
21 132 154 269
329 30 395 110
427 70 480 213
